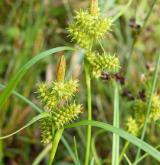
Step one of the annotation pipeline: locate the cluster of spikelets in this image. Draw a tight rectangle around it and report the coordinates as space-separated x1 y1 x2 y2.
133 93 160 122
37 79 82 144
68 1 120 78
126 93 160 136
86 51 120 78
68 8 112 49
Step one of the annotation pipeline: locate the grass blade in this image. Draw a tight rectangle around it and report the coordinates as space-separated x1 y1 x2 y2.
61 136 78 165
0 84 42 113
0 46 74 109
66 120 160 162
91 130 104 165
0 113 49 139
73 136 81 165
112 83 119 165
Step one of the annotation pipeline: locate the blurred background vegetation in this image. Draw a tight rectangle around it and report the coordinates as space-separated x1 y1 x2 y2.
0 0 160 164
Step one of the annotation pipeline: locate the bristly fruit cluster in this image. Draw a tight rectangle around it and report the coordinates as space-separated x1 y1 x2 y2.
37 56 82 144
67 0 120 78
86 51 120 78
126 93 160 136
68 9 112 49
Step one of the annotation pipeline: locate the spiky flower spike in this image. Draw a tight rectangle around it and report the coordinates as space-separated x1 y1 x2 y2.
37 55 82 144
126 116 139 136
67 4 112 49
52 103 82 129
86 51 120 78
133 93 160 124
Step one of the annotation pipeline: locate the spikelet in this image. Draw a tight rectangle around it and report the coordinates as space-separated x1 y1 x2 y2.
40 117 52 144
68 9 112 48
52 103 82 129
126 116 139 136
51 79 79 100
37 82 58 110
130 93 160 131
149 94 160 122
86 51 120 78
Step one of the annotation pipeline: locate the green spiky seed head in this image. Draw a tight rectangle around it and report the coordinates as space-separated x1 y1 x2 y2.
149 94 160 121
126 116 139 136
51 79 79 100
37 82 58 110
52 103 82 129
133 93 160 124
37 79 82 144
86 51 120 78
40 117 52 144
68 9 112 49
37 79 79 110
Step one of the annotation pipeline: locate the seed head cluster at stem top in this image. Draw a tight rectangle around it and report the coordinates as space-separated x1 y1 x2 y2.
67 0 120 78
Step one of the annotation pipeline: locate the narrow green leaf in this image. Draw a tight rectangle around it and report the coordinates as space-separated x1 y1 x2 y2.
0 46 74 109
61 136 78 165
73 136 81 165
91 130 105 165
66 120 160 162
0 113 49 139
0 84 42 113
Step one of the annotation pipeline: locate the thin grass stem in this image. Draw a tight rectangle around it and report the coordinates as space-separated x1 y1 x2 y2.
85 61 92 165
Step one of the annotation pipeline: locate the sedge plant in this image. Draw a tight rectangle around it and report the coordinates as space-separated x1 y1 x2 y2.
1 0 160 165
68 0 120 164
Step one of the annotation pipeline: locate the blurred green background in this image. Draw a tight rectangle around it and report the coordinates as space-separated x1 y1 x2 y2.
0 0 160 164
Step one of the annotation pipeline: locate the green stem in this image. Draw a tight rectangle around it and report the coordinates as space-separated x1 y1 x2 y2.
119 141 130 163
0 129 4 165
48 128 64 165
85 60 92 165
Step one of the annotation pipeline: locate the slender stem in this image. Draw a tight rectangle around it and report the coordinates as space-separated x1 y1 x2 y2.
124 154 132 165
119 141 130 163
48 128 64 165
112 82 119 165
0 129 3 165
98 40 106 54
85 60 92 165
